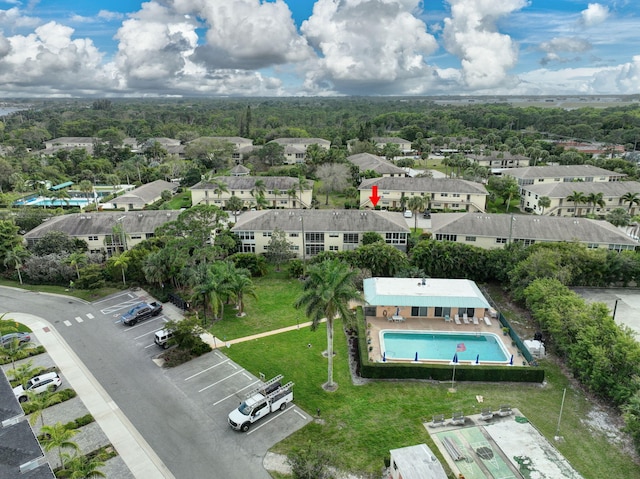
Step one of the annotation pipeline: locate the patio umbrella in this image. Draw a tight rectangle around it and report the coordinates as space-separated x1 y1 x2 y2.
452 353 459 364
509 354 514 366
414 351 419 362
475 354 480 365
382 351 386 362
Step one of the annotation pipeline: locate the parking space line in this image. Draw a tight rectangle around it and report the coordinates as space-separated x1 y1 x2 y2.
184 360 230 381
86 313 94 319
211 380 260 407
63 320 72 327
75 317 83 323
246 407 293 435
120 317 167 331
198 370 244 393
92 291 133 304
293 409 307 420
241 372 252 380
134 330 158 340
144 343 157 349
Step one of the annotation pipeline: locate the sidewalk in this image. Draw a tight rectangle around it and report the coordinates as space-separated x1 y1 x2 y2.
9 313 174 479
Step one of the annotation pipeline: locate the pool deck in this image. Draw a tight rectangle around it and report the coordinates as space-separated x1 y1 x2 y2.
365 315 524 366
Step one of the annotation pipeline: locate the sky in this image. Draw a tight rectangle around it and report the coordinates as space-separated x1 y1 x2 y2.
0 0 638 98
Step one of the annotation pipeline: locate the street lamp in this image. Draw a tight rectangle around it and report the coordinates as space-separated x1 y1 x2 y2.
299 215 306 277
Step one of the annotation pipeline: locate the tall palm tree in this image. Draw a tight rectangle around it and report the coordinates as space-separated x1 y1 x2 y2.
27 389 62 428
622 192 640 214
286 187 298 207
538 196 551 215
40 422 80 469
229 268 256 317
4 245 30 284
566 191 587 217
109 252 130 286
77 180 93 210
586 192 605 215
225 195 243 222
143 251 168 287
294 260 361 391
65 252 87 280
51 189 71 207
297 176 310 208
0 335 35 369
407 196 426 230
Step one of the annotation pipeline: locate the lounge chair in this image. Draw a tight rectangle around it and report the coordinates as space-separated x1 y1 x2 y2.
483 316 492 326
451 411 466 426
445 314 451 322
472 316 479 325
463 314 469 324
454 314 461 325
498 405 513 417
428 414 446 428
479 408 494 421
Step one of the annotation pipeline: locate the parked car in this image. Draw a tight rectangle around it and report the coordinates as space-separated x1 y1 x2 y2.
422 209 431 219
13 372 62 403
154 329 174 349
121 301 163 326
403 210 413 218
1 332 31 348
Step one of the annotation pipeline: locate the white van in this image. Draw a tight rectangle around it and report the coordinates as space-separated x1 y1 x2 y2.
154 329 174 349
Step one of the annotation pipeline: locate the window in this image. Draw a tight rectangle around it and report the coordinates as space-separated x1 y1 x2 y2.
329 245 339 251
88 235 98 241
263 232 272 237
411 306 428 316
290 245 299 251
343 233 358 243
441 193 448 197
435 234 457 241
289 233 299 237
465 236 476 242
130 235 141 240
241 244 255 253
238 231 254 240
434 307 451 318
329 233 339 238
514 239 536 246
307 244 324 255
452 193 460 198
385 232 407 245
496 237 507 244
306 232 324 243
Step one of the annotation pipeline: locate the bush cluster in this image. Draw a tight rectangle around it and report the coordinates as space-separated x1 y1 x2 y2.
22 388 77 415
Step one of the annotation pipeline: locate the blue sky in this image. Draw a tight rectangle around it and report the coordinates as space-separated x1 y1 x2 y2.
0 0 638 97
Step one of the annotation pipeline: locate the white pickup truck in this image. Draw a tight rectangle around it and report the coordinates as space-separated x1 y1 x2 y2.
228 375 294 432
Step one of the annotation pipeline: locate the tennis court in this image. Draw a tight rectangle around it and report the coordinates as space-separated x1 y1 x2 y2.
427 409 583 479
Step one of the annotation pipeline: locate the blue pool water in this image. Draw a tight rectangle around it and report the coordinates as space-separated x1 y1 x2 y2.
381 331 509 362
13 197 91 207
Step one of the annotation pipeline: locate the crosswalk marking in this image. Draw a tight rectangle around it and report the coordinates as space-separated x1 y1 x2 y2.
75 317 83 323
63 320 72 327
86 313 94 319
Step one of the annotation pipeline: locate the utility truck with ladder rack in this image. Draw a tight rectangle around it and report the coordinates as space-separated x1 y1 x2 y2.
228 375 294 432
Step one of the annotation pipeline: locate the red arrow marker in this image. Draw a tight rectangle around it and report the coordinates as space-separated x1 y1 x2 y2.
369 185 380 207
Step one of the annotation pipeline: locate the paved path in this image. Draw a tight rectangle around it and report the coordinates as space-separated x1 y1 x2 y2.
201 319 326 349
9 312 174 479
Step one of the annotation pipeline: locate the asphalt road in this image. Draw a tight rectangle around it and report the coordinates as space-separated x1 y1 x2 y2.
0 286 307 478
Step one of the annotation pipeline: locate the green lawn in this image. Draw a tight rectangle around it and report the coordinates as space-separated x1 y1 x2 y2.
0 279 122 303
223 322 640 478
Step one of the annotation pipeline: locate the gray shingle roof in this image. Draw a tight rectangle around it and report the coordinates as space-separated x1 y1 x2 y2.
23 210 181 240
193 176 311 191
114 180 178 205
269 138 330 146
347 153 406 174
358 177 489 195
231 209 410 233
523 180 640 197
504 165 625 179
372 137 410 144
430 212 638 246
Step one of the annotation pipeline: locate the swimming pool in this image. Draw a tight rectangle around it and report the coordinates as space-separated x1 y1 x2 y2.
381 331 509 363
14 197 92 207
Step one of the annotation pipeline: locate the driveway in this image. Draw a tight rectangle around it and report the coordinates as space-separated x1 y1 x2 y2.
0 287 310 479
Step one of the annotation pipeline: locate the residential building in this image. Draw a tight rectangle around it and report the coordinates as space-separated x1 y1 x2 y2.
268 138 331 164
347 153 408 177
0 370 55 479
520 181 640 216
371 137 413 155
105 180 178 211
363 277 491 322
42 137 97 154
358 177 488 212
388 444 448 479
467 152 530 170
229 164 250 176
429 212 638 251
191 176 314 209
503 165 626 188
23 210 181 256
231 209 410 256
556 141 625 156
190 136 254 163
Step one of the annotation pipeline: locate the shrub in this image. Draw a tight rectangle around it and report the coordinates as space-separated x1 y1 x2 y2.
64 414 95 430
190 341 212 357
22 388 77 414
0 345 46 365
288 259 304 279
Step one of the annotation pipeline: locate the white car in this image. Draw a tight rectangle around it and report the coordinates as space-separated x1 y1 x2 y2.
13 372 62 403
403 210 413 218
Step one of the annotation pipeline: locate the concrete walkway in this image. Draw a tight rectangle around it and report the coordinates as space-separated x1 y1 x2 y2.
9 313 174 479
200 319 326 349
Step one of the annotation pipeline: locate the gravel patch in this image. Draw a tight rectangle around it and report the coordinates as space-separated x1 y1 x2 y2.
31 396 90 435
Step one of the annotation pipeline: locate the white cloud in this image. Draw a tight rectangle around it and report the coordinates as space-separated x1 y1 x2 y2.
0 6 40 29
581 3 609 27
442 0 528 89
97 10 125 22
539 37 592 65
300 0 438 94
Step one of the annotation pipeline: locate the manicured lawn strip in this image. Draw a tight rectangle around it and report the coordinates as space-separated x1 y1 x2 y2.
0 279 122 302
223 322 640 478
210 275 304 340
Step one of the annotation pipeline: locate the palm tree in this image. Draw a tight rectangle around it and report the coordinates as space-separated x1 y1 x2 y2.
59 452 105 478
51 189 71 207
586 192 605 215
8 360 42 386
225 195 243 222
566 191 587 217
297 176 310 208
209 177 229 202
65 252 88 280
143 251 168 287
40 422 80 469
77 180 93 210
407 196 426 230
4 245 30 284
109 252 130 286
286 187 298 207
538 196 551 215
294 260 361 391
27 389 62 428
229 268 256 317
0 335 35 369
621 192 640 214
